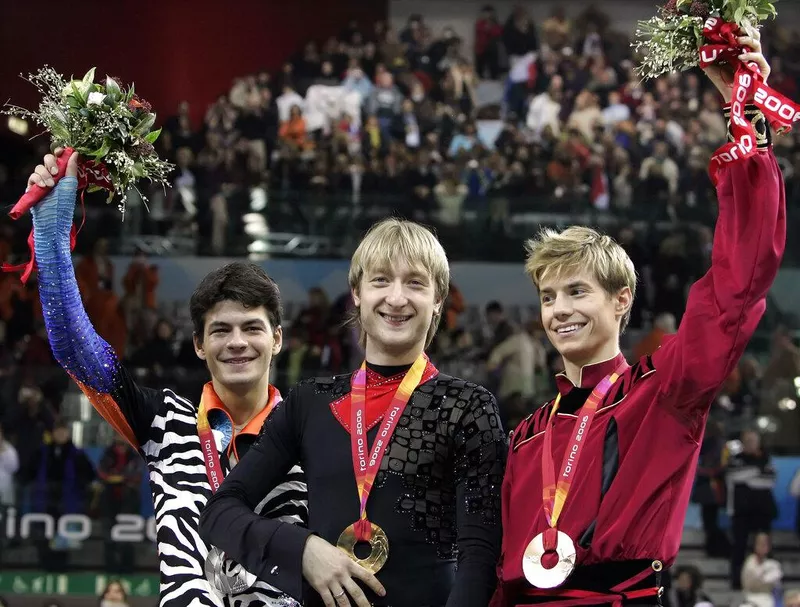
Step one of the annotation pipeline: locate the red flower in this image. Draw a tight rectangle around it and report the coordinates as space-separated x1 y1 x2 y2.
690 0 710 18
128 95 153 114
662 0 678 15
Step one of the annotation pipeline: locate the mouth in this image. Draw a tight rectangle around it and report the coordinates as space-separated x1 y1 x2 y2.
554 323 586 337
379 312 413 327
222 357 255 366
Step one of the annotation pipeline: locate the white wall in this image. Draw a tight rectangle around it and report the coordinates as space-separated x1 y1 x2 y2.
388 0 800 59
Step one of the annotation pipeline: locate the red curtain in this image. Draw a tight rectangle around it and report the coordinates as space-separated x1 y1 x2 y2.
0 0 386 126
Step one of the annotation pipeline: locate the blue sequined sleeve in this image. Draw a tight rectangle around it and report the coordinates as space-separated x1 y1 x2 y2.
32 177 162 448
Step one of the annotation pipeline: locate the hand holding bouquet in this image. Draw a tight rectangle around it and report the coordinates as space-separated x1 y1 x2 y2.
634 0 800 182
633 0 777 79
2 67 174 282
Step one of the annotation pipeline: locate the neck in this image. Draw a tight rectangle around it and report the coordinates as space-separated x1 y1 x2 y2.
562 342 621 386
211 376 272 426
364 340 425 366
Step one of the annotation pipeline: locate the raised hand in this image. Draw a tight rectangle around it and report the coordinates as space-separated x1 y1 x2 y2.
26 147 79 192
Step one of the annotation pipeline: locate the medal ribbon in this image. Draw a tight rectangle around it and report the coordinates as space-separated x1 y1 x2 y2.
698 17 800 185
540 364 626 551
198 385 280 494
350 354 427 542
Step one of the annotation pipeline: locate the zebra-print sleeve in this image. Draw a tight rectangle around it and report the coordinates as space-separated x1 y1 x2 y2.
32 178 162 449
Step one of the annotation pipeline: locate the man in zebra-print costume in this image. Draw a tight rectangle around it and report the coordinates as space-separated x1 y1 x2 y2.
25 150 308 607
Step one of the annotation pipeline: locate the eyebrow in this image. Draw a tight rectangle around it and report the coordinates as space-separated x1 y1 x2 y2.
208 319 268 330
540 280 591 294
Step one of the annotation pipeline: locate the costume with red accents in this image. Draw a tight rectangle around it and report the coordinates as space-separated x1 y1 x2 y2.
200 359 507 607
29 177 307 607
493 110 786 606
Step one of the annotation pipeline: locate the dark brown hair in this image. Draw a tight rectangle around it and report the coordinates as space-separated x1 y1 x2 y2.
189 262 282 343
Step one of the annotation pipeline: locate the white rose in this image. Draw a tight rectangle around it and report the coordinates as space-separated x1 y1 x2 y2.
87 92 106 106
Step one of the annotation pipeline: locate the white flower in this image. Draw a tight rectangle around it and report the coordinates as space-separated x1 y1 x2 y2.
87 92 106 106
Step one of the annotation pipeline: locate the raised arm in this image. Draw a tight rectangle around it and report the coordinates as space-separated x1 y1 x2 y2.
446 386 507 607
29 152 163 450
653 136 784 431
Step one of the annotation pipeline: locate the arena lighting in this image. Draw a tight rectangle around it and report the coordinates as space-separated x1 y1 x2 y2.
248 240 268 254
777 397 797 411
7 116 28 135
794 376 800 395
756 416 778 432
250 186 267 212
242 213 268 238
71 420 84 448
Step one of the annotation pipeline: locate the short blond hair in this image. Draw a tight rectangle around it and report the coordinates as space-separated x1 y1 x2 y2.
349 218 450 348
525 226 637 331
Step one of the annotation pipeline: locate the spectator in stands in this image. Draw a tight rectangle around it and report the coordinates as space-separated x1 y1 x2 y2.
0 421 18 503
128 318 179 377
634 312 676 359
279 105 313 153
99 579 130 607
487 323 536 429
475 5 502 79
693 419 729 558
667 565 713 607
727 430 778 590
21 419 96 571
96 435 143 574
2 381 55 476
121 248 159 341
484 300 514 350
742 532 783 607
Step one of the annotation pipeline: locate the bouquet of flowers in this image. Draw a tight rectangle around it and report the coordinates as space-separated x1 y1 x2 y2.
2 66 174 217
1 66 174 283
633 0 778 79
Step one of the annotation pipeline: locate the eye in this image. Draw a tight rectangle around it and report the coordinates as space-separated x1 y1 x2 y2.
541 294 554 305
371 276 388 284
246 326 263 333
571 288 586 297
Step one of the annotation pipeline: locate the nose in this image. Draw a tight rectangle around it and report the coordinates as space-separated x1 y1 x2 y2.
552 292 573 320
226 327 248 349
385 279 409 307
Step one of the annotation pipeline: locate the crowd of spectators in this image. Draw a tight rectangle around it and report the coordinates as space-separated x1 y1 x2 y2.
0 3 798 599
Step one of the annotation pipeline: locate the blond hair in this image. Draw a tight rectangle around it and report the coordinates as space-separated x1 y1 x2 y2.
348 218 450 348
525 226 637 331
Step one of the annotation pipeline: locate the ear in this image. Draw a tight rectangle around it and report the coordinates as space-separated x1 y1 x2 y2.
193 333 206 361
272 325 283 356
614 287 633 320
433 294 444 317
351 287 361 308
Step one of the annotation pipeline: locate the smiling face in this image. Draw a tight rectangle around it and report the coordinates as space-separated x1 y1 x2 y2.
353 261 441 365
194 301 282 392
539 270 631 370
348 219 449 364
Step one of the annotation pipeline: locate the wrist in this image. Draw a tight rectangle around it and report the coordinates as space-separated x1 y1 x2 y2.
722 103 771 149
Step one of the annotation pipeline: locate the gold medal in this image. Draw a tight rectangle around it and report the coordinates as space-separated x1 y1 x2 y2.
522 530 576 589
336 521 389 574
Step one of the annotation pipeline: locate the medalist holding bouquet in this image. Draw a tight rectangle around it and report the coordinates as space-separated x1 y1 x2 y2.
1 66 173 282
634 0 800 182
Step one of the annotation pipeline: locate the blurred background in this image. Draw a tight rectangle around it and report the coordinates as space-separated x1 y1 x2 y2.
1 0 800 605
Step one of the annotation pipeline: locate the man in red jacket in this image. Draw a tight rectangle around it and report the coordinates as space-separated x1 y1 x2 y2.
492 32 786 606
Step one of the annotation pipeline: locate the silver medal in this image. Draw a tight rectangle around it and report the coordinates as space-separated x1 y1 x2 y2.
205 546 257 596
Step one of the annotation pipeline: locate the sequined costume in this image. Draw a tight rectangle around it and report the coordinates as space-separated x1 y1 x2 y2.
200 362 508 607
31 177 308 607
